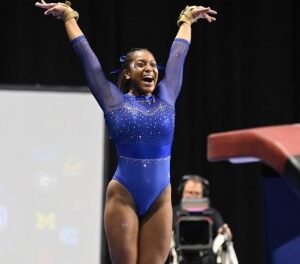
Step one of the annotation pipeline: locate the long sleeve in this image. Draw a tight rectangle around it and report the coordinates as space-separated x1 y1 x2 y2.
157 38 190 106
71 35 124 113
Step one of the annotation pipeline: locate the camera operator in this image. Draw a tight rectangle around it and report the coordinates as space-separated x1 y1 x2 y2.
171 175 232 264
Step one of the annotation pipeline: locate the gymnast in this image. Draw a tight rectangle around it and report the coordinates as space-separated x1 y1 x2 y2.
35 1 217 263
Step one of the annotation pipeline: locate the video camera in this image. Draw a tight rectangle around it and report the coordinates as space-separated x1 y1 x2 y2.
174 197 213 252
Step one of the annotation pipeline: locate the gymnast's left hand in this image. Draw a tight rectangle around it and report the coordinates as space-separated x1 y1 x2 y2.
177 5 217 27
35 0 68 19
192 6 217 23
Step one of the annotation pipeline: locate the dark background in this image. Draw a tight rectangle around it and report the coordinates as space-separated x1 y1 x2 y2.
0 0 299 263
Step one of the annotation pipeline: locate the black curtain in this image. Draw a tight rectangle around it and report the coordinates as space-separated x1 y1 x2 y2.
1 0 299 263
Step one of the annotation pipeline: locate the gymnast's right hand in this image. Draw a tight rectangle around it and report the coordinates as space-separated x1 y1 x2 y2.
35 0 79 22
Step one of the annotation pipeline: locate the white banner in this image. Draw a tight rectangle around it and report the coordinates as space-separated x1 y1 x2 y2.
0 87 105 264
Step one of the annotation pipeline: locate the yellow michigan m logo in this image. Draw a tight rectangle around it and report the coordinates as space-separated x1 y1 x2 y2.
36 212 56 230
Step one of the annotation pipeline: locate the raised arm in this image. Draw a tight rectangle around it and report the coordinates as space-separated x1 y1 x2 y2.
35 1 123 112
158 5 217 106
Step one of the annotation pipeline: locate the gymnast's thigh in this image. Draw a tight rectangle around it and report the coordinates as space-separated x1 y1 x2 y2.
138 184 173 264
104 180 139 264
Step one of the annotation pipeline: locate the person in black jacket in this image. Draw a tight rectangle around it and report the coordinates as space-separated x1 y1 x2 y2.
172 175 232 264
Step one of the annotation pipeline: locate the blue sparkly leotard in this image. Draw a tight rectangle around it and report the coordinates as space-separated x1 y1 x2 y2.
71 35 190 216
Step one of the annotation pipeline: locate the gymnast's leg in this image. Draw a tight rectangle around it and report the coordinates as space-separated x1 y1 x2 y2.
138 184 173 264
104 180 139 264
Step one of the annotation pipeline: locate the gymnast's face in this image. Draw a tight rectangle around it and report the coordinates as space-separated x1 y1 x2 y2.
125 50 158 96
182 180 204 199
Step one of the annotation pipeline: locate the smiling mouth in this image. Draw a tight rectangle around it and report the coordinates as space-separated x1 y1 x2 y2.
142 76 155 84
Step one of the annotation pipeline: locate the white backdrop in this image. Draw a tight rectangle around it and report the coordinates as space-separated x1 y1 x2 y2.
0 88 105 264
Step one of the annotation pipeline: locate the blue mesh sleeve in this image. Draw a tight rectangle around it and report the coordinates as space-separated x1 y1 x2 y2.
71 35 124 113
157 38 190 106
